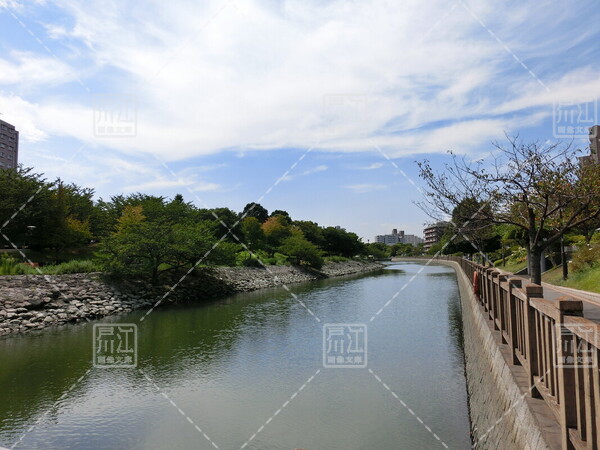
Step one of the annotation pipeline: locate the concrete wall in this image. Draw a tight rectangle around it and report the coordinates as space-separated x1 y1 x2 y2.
436 260 559 450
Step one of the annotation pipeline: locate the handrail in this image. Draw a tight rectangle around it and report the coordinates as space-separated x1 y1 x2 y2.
428 255 600 450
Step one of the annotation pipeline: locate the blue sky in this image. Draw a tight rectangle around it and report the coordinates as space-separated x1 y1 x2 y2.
1 0 599 240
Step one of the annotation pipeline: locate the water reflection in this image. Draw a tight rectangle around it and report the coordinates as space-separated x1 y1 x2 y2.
0 263 471 449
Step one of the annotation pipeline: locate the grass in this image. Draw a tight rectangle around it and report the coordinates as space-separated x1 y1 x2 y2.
494 260 528 274
542 265 600 294
324 256 349 263
0 255 100 275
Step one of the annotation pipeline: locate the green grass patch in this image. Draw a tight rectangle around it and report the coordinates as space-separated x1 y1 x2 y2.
494 260 528 274
0 254 100 276
542 265 600 294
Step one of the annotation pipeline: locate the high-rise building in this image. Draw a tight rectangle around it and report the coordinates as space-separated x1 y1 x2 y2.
579 125 600 165
0 119 19 169
423 222 450 250
589 125 599 163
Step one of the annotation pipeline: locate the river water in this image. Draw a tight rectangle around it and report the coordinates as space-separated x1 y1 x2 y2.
0 262 471 449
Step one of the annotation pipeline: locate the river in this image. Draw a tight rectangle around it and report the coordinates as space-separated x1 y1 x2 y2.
0 262 471 449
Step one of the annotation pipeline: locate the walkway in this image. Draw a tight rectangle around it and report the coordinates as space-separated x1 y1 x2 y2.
499 269 600 322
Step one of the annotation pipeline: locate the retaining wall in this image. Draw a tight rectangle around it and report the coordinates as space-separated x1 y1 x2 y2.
435 260 560 449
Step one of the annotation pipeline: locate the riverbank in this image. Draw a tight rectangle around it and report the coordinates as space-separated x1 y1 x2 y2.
430 258 560 449
0 261 383 336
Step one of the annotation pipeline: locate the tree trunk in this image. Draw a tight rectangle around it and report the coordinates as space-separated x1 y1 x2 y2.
528 246 543 285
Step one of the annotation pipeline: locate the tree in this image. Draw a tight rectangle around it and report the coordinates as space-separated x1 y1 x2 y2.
241 216 266 249
365 242 389 259
270 210 291 224
293 220 326 248
418 137 600 284
0 166 54 247
98 205 234 284
279 231 323 269
242 202 269 223
322 227 364 257
262 215 292 253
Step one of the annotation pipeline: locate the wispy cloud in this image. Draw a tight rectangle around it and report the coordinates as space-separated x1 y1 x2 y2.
282 164 328 181
356 163 384 170
344 184 388 194
2 0 599 162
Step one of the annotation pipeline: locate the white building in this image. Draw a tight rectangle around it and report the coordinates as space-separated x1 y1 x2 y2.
375 229 424 246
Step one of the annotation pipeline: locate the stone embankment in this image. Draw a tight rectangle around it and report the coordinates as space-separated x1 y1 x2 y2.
0 261 383 336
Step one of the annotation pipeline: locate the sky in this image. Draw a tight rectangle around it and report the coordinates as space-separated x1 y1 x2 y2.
0 0 599 241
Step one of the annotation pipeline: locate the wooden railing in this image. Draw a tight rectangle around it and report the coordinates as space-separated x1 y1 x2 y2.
434 255 600 450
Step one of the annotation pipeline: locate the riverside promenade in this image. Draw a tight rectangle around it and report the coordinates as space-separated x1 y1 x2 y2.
395 256 600 449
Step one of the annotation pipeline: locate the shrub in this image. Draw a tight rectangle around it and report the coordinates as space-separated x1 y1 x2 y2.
325 255 348 263
571 246 600 273
242 257 263 268
508 247 527 263
0 254 36 275
44 259 99 274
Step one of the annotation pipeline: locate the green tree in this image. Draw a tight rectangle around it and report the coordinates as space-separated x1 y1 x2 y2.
279 231 323 269
322 227 364 257
270 210 291 224
293 220 326 248
0 166 54 248
242 202 269 223
418 138 600 284
241 216 266 249
262 215 292 252
98 205 233 284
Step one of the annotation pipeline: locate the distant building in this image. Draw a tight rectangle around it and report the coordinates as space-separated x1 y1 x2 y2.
423 222 450 250
0 119 18 169
589 125 599 163
579 125 600 165
375 229 424 246
402 234 424 246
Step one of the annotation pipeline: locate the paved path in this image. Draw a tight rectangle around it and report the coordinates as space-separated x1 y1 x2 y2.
499 270 600 322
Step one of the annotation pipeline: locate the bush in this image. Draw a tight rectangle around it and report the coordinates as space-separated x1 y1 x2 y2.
279 234 323 269
44 259 99 274
0 255 98 275
242 257 263 268
325 255 348 263
508 247 527 263
0 254 36 275
571 246 600 273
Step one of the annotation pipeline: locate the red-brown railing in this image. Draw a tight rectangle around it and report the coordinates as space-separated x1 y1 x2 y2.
431 255 600 449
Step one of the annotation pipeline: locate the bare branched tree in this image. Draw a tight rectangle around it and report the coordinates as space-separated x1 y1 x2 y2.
417 136 600 284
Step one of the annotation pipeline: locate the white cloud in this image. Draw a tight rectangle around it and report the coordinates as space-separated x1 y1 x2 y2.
344 183 387 194
356 162 384 170
0 52 74 86
282 164 328 181
2 0 600 162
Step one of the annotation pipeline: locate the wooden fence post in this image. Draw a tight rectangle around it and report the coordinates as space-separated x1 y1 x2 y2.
525 284 543 398
491 270 501 330
556 297 584 450
507 278 522 365
485 268 495 320
497 273 508 341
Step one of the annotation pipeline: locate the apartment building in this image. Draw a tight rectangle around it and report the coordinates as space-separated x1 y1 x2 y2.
0 119 19 169
423 221 450 250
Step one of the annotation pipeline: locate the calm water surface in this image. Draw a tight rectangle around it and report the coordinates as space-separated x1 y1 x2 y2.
0 262 471 449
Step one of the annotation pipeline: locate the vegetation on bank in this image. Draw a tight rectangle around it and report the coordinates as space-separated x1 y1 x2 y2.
0 166 397 283
417 137 600 285
0 254 100 275
542 265 600 294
